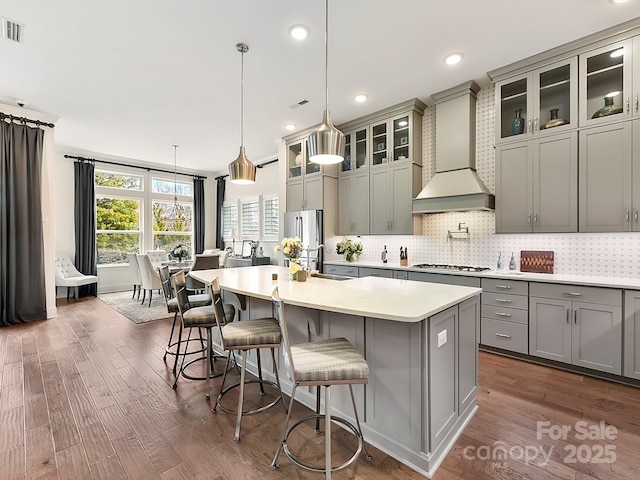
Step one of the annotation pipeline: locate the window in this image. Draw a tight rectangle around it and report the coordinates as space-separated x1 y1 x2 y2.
222 203 238 238
241 197 260 238
263 194 279 239
96 195 141 264
95 168 194 265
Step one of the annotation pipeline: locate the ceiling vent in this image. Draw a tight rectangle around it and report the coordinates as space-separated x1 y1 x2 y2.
289 99 309 109
2 17 24 43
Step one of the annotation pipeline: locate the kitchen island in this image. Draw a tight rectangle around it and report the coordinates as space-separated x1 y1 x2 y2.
190 265 481 478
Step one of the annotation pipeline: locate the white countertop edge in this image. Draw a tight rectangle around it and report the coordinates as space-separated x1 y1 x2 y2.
324 260 640 290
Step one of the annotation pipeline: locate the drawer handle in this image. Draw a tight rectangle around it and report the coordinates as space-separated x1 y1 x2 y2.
495 298 512 303
564 292 582 297
495 333 512 339
371 273 380 277
495 285 511 289
346 270 354 274
495 312 511 317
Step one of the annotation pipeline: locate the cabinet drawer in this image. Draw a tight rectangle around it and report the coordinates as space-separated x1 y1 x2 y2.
359 267 394 279
481 305 528 325
481 318 528 354
482 278 528 295
393 270 408 280
481 292 528 310
530 283 621 307
324 264 359 277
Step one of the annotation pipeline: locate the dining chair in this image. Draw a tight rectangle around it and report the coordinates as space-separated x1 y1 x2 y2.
270 287 371 479
54 254 98 300
137 254 163 307
145 249 169 265
159 265 211 374
210 277 286 442
126 253 142 299
171 271 235 397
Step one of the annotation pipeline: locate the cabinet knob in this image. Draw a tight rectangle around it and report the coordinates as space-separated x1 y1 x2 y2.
528 214 532 224
527 119 532 134
635 210 638 225
566 309 570 323
534 118 538 131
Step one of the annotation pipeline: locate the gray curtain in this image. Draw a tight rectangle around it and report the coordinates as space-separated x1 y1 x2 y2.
193 177 205 254
0 121 46 326
215 176 226 249
74 161 97 297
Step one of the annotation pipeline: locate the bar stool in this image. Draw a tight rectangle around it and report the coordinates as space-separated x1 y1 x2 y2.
171 271 235 398
158 266 211 374
270 287 371 480
210 277 286 442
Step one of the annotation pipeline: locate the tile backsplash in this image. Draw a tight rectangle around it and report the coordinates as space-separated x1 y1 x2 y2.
326 85 640 279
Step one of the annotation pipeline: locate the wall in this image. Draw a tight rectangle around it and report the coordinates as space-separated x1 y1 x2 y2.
54 147 216 294
324 85 640 279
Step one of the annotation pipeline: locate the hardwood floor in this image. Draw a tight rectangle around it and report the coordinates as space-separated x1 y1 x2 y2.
1 296 639 480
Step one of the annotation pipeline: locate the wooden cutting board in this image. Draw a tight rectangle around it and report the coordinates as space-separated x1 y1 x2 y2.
520 250 554 274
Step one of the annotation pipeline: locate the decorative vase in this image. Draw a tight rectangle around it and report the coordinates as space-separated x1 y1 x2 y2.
297 270 307 282
512 109 525 135
542 108 568 129
591 96 623 119
289 272 295 281
345 253 354 262
295 153 302 166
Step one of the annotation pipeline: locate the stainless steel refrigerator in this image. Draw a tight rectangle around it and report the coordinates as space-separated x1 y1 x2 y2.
283 209 324 272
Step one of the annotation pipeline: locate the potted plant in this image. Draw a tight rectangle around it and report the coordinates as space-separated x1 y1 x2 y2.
336 238 363 263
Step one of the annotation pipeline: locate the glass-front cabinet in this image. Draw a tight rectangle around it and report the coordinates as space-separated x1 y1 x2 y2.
370 114 414 167
579 39 632 127
341 127 368 173
496 58 577 143
287 138 322 181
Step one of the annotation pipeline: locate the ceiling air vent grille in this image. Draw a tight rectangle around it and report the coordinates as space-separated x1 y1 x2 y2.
2 18 24 43
289 99 309 109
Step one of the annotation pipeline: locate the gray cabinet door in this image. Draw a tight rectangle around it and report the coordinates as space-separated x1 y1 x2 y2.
391 164 413 233
571 302 622 375
533 132 578 232
304 176 323 211
353 172 370 234
337 176 353 234
286 181 304 212
633 120 640 231
579 122 633 232
624 290 640 380
529 296 572 362
370 168 391 234
495 141 532 233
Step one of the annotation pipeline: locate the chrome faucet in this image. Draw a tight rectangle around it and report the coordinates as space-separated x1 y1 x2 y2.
305 244 324 272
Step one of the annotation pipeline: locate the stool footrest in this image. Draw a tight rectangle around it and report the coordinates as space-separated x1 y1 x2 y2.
216 380 282 415
281 414 363 473
179 353 228 381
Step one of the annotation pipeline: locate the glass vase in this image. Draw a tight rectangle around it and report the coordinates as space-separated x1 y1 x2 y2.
512 109 525 135
591 96 623 119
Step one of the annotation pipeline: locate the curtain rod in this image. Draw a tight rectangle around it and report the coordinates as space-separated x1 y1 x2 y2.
0 112 55 128
215 157 278 180
64 154 207 179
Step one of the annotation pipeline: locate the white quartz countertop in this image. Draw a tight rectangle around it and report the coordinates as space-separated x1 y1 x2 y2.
189 265 481 323
325 260 640 290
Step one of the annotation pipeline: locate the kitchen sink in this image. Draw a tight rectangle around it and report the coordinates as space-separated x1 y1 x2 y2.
310 273 352 281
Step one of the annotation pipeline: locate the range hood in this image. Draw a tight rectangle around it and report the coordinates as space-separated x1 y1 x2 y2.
412 80 495 213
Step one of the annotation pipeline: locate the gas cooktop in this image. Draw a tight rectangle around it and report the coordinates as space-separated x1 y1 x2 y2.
411 263 491 272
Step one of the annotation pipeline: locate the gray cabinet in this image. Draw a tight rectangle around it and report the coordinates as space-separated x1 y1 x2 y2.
578 121 636 232
338 172 369 235
624 290 640 380
529 283 622 375
284 135 338 215
495 131 577 233
358 267 393 279
495 58 577 144
370 162 422 234
324 264 358 277
408 271 481 288
480 278 529 354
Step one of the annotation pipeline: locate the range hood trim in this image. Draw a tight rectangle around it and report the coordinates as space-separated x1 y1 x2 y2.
412 80 495 214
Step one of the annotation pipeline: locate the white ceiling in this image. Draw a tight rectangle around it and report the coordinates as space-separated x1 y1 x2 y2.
1 1 639 175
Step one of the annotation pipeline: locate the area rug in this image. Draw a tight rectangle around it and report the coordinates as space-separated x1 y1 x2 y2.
98 291 172 324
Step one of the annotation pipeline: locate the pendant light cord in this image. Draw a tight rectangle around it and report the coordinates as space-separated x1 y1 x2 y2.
324 0 329 112
236 43 249 147
172 144 178 203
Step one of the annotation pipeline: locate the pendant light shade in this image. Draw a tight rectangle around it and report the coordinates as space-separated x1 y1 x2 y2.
308 0 344 165
229 42 256 184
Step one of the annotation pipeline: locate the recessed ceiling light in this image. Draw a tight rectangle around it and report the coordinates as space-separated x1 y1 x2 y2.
610 48 624 58
289 25 308 40
354 94 367 103
444 52 464 65
609 0 628 4
285 124 296 131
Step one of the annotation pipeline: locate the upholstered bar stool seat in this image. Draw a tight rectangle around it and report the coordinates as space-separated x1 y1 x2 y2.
211 278 286 443
270 287 371 480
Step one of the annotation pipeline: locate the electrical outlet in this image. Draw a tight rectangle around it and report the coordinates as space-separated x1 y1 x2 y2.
437 330 447 348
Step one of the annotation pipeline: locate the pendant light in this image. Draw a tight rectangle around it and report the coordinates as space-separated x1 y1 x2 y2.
228 42 257 184
167 144 180 223
307 0 345 165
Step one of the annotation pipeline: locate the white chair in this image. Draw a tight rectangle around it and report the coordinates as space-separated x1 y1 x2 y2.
219 249 230 268
54 255 98 300
145 250 169 265
137 254 162 307
126 253 142 299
